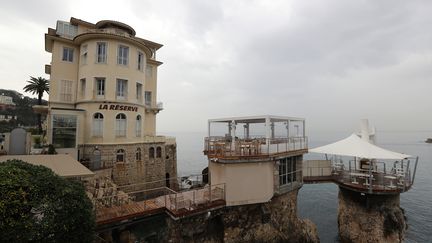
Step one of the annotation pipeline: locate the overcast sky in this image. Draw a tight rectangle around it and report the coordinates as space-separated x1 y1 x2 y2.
1 0 431 133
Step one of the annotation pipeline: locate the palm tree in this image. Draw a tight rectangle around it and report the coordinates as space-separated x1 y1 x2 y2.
24 76 49 133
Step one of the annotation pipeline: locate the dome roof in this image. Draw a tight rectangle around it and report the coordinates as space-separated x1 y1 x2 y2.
95 20 136 36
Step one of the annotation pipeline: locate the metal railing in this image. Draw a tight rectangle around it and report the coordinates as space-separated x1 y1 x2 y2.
303 157 419 193
93 183 226 221
204 136 308 158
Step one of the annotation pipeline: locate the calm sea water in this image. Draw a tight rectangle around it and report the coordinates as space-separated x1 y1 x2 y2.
163 131 432 243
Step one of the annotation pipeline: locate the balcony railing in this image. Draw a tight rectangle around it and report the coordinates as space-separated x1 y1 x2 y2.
303 158 418 194
204 136 308 159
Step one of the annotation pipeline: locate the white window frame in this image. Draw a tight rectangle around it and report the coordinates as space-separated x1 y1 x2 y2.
115 113 127 137
136 82 143 103
62 47 74 62
137 51 144 71
95 78 105 98
117 45 129 65
96 42 107 63
60 80 73 102
92 113 104 137
81 44 88 65
145 91 152 106
80 78 86 98
135 115 142 137
116 79 128 100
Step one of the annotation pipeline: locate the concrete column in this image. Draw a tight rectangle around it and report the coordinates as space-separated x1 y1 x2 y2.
231 120 236 150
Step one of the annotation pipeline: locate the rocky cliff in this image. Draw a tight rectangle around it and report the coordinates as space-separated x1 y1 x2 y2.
163 188 319 243
338 187 407 243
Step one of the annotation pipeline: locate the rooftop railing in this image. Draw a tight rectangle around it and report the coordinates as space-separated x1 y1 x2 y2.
204 136 308 159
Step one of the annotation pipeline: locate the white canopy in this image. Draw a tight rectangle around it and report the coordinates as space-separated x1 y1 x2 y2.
309 134 411 160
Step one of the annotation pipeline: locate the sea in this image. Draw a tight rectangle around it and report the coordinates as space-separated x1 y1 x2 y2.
162 130 432 243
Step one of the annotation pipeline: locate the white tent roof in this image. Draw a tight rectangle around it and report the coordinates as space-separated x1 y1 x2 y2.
309 134 411 160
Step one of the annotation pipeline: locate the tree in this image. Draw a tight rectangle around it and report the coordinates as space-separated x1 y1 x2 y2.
23 76 49 133
0 160 95 242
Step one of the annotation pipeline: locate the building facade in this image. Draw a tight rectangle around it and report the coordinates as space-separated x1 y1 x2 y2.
204 115 307 206
0 94 16 111
44 17 177 186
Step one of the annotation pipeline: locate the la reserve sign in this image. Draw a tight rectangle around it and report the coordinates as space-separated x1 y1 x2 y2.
98 104 139 112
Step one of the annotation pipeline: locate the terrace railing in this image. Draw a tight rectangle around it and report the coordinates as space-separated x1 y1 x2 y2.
204 136 308 158
303 158 419 194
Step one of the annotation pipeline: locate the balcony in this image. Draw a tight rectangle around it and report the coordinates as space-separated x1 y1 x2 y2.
145 102 163 114
204 115 308 161
204 136 307 160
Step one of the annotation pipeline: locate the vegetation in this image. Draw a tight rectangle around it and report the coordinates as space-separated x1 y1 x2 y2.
23 76 49 133
0 160 95 242
0 89 47 133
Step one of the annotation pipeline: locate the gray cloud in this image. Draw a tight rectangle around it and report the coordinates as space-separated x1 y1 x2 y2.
0 0 431 133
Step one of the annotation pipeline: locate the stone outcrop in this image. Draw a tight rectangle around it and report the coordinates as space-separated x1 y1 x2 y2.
338 187 407 243
162 188 319 242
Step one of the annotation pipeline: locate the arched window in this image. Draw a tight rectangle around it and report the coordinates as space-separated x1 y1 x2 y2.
115 113 127 137
116 149 125 162
135 115 142 137
149 147 155 159
92 113 104 137
156 147 162 158
136 147 142 161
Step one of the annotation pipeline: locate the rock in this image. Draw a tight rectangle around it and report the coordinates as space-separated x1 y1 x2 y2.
338 187 406 243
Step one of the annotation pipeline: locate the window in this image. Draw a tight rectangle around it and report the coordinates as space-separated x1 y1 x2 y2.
156 147 162 158
52 115 77 148
149 147 155 159
116 79 128 99
62 47 74 62
117 45 129 65
146 65 153 77
136 148 142 161
95 78 105 98
279 157 297 186
60 80 73 102
92 113 103 137
137 52 144 71
116 149 125 162
56 21 77 38
136 83 143 102
80 78 86 98
81 44 88 65
115 113 127 137
145 91 152 106
135 115 142 137
96 42 107 63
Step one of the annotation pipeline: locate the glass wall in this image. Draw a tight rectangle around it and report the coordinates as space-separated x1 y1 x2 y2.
52 115 77 148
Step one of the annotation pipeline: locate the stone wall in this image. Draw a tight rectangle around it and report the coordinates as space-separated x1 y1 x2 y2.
79 142 177 190
98 188 320 243
338 187 407 243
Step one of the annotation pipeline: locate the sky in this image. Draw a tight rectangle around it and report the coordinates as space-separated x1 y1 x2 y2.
0 0 431 134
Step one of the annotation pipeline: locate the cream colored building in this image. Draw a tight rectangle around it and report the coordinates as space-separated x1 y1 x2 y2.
44 18 177 186
204 115 307 206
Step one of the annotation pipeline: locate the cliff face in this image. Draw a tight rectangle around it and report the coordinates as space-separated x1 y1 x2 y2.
338 187 407 243
164 188 319 243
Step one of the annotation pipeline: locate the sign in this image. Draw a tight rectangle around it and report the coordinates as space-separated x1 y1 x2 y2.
98 104 138 112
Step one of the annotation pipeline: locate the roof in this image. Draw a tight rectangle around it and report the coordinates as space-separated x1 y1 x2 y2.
209 115 305 124
0 154 94 178
309 134 411 160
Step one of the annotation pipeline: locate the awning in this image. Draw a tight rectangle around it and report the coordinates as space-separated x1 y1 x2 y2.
0 154 94 178
309 134 411 160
